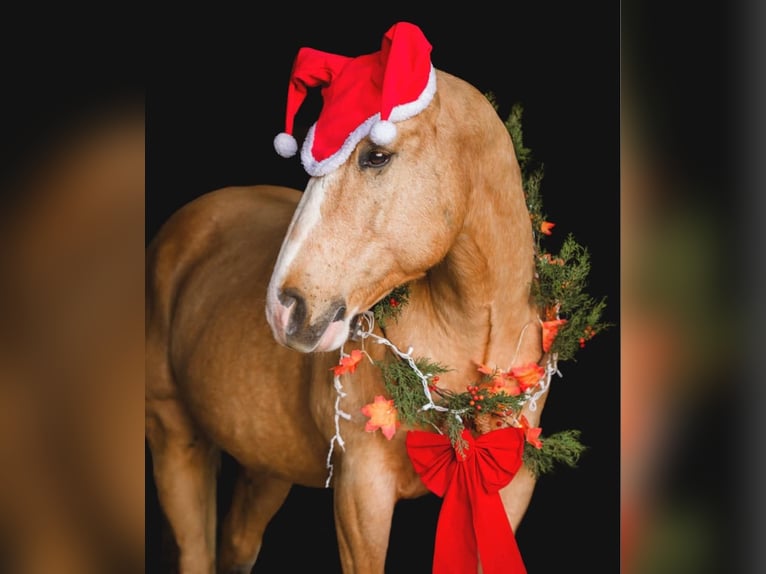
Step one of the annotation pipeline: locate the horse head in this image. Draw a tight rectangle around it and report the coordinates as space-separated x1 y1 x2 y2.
266 22 522 353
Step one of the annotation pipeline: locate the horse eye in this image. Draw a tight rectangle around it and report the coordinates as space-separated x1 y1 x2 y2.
360 149 391 168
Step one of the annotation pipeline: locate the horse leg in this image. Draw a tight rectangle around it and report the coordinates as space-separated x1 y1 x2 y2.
333 469 397 574
499 465 538 530
500 391 551 530
217 470 292 574
146 400 220 574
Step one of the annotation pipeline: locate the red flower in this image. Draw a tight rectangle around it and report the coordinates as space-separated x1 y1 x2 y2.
519 415 543 449
540 221 555 235
331 349 363 376
509 362 545 392
541 318 568 352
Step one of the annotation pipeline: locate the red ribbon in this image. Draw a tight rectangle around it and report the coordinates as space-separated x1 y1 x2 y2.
406 427 527 574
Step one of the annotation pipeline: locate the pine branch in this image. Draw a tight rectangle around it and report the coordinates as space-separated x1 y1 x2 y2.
372 284 410 328
523 430 587 478
356 97 614 476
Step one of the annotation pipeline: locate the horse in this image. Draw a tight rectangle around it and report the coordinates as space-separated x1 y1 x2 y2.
145 28 548 574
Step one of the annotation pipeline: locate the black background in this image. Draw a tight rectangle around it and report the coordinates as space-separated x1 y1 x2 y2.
146 7 620 573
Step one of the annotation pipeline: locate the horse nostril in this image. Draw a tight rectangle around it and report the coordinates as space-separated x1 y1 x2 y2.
278 288 298 308
279 288 307 336
332 305 347 322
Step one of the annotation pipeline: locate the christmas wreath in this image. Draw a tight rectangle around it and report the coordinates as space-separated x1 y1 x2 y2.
327 99 612 573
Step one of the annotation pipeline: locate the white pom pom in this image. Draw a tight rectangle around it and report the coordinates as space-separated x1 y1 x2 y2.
370 120 397 146
274 132 298 158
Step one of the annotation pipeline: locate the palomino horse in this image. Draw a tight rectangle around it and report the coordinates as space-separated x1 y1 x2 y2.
146 26 547 573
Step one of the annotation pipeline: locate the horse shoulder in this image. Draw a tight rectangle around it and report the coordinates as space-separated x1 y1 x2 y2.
146 185 301 401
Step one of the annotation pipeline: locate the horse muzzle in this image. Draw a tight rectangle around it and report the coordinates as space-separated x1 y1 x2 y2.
267 287 349 353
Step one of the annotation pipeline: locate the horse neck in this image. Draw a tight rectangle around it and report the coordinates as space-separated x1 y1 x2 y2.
390 155 543 391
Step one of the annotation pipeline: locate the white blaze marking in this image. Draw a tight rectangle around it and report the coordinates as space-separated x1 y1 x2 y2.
266 175 332 328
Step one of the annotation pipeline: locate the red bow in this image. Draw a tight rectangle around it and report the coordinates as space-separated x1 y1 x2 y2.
406 427 527 574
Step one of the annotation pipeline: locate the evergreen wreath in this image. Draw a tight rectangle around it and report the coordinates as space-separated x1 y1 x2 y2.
346 98 612 478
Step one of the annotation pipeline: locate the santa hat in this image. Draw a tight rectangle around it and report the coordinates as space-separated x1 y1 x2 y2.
273 21 437 177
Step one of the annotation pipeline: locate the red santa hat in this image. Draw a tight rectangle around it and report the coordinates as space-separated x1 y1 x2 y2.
273 21 437 177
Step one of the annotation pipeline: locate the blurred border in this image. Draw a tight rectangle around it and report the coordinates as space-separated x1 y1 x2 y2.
622 0 763 572
0 25 144 574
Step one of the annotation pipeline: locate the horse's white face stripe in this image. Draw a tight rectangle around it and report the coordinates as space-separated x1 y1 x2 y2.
266 175 329 321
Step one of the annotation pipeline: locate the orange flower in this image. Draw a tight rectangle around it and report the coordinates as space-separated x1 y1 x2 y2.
497 378 522 396
539 252 564 265
331 349 363 376
509 362 545 392
543 303 561 321
361 395 400 440
519 414 543 449
540 221 555 235
476 362 506 387
476 362 494 376
541 318 568 352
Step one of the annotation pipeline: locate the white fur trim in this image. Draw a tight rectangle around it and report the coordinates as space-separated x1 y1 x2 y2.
370 120 397 146
274 132 298 158
389 65 438 123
